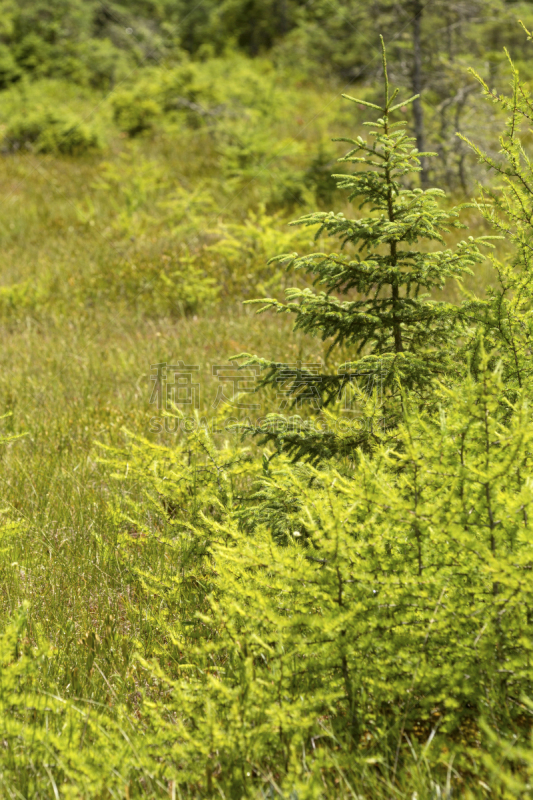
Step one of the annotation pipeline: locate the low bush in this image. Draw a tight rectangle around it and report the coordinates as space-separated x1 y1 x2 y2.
112 90 162 137
78 38 133 90
3 108 102 155
0 43 22 89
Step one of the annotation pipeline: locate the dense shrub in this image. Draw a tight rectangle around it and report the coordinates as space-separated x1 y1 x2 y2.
0 44 22 88
137 360 533 793
78 37 133 89
112 90 162 137
3 108 102 155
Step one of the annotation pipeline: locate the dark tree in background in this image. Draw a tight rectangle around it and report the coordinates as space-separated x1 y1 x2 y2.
410 0 427 187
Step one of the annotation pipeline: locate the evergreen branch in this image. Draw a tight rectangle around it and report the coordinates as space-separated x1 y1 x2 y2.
341 96 382 111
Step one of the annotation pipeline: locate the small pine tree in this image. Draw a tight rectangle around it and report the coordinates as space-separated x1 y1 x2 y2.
236 38 488 461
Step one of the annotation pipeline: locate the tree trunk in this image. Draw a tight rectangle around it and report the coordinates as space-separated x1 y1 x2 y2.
278 0 288 36
412 0 429 188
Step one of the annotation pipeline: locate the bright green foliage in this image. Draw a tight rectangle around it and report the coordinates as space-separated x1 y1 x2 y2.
460 37 533 396
0 43 21 88
238 40 488 460
99 411 257 539
26 351 528 798
112 91 162 137
96 411 259 652
0 354 530 794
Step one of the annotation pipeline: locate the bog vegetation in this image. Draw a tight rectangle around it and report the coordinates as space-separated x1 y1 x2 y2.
4 1 533 797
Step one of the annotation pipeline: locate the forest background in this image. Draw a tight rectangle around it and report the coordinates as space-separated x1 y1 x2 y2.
2 1 533 798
